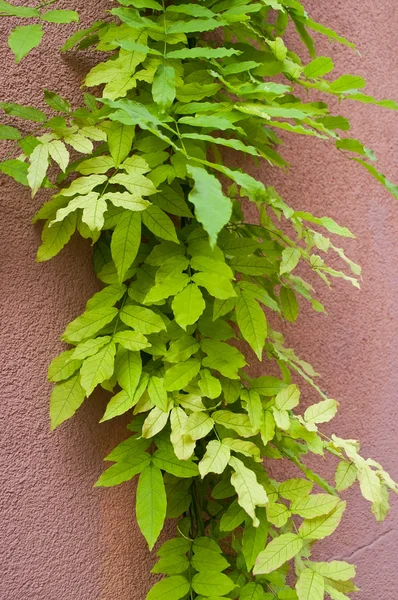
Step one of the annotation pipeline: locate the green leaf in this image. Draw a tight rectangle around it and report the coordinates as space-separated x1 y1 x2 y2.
136 464 166 550
242 508 269 571
41 9 79 23
142 204 179 243
0 1 39 17
8 24 44 63
0 124 21 140
251 376 287 397
199 440 230 478
291 494 340 519
192 272 236 300
192 572 236 597
80 341 116 396
120 304 166 334
111 211 141 282
253 533 304 575
148 376 169 412
275 384 300 410
199 369 222 399
100 390 136 422
36 212 76 262
95 453 151 487
299 501 346 540
48 350 82 383
213 411 253 438
296 570 324 600
44 89 71 113
113 331 150 352
50 374 86 430
107 121 135 167
334 461 357 492
280 248 301 275
147 576 190 600
0 102 46 122
167 47 239 59
240 583 269 600
164 359 201 392
187 165 232 247
303 56 334 78
152 448 199 478
280 286 299 323
28 143 49 197
220 499 247 531
236 291 267 360
62 307 117 344
115 349 142 396
152 64 176 112
241 389 263 433
172 283 206 329
202 340 246 379
229 457 268 526
330 74 366 94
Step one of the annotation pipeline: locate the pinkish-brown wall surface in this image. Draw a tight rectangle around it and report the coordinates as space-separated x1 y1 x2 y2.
1 1 397 599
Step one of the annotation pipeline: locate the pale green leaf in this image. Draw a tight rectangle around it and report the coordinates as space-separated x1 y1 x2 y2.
334 461 357 492
182 411 214 441
278 479 314 501
170 407 196 460
309 561 356 582
28 143 49 196
291 494 340 519
199 440 230 478
213 411 254 438
254 533 304 575
275 384 300 410
296 570 324 600
304 399 338 425
47 140 69 172
299 501 346 540
143 406 170 438
229 456 268 526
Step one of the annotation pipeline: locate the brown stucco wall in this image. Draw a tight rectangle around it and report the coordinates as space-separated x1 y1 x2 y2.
1 1 397 599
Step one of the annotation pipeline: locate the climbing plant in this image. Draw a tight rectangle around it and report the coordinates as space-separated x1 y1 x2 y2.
1 1 397 599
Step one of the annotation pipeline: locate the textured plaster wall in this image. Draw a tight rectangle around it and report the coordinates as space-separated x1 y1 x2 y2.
0 1 397 599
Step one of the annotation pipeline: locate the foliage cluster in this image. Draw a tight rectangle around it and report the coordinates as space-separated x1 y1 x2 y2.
1 1 397 599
